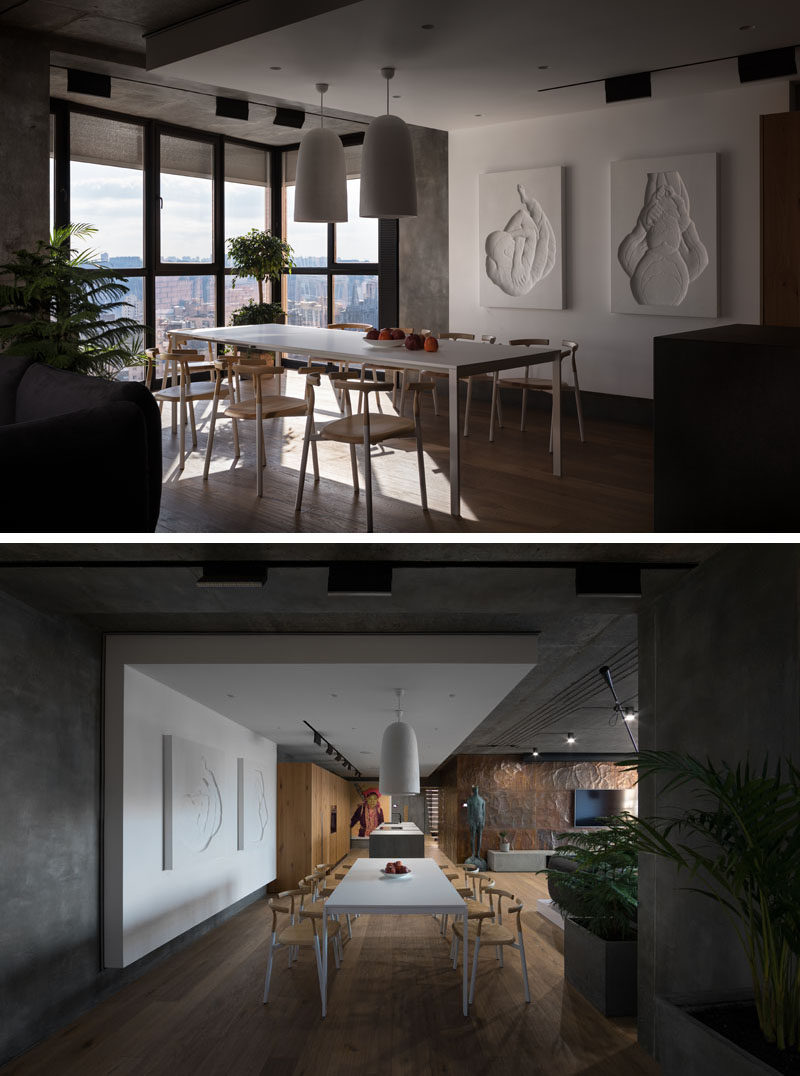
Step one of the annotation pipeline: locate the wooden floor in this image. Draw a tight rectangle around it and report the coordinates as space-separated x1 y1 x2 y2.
156 374 653 533
3 841 659 1076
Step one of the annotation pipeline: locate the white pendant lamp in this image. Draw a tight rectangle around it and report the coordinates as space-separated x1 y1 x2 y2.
379 689 420 795
360 67 418 219
294 82 347 223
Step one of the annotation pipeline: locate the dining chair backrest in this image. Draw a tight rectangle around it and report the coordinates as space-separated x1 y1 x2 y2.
481 334 497 344
328 322 372 331
439 331 475 341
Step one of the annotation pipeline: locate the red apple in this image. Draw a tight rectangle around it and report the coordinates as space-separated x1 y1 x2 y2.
385 863 395 873
365 328 379 340
390 328 406 340
423 335 439 352
378 329 392 340
404 333 423 351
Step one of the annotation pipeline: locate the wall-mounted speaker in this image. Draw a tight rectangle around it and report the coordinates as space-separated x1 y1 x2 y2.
605 71 651 104
273 106 306 129
216 96 249 121
738 46 797 84
67 68 111 98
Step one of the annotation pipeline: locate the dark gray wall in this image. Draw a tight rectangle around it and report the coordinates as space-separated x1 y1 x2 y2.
399 126 448 334
637 545 800 1057
390 793 425 830
0 33 50 264
0 590 102 1064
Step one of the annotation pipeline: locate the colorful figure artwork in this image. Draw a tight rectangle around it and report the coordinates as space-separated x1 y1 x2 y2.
350 787 384 837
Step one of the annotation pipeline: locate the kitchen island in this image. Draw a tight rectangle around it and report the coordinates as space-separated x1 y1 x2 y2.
368 822 425 859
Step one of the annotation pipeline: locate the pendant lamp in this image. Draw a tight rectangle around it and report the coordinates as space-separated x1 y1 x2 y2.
360 67 417 219
379 689 420 795
294 83 347 222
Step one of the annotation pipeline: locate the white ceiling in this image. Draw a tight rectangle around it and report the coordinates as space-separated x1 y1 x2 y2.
150 0 800 131
131 660 534 777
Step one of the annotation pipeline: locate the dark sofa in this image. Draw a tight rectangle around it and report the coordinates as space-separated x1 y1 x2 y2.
0 355 162 532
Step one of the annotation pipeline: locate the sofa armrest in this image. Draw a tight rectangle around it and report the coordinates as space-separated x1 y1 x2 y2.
0 402 159 533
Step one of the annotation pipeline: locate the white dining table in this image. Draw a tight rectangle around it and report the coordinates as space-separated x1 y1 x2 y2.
321 856 469 1017
169 324 564 517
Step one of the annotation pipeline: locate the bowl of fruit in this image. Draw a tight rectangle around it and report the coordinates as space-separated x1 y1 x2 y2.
364 328 406 348
380 860 413 878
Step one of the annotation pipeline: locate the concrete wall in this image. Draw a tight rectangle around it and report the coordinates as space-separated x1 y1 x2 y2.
390 793 425 830
449 81 788 400
637 545 800 1058
0 33 50 264
399 125 448 334
0 590 102 1065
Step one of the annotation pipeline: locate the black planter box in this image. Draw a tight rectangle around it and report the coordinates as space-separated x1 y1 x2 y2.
563 917 637 1017
656 995 783 1075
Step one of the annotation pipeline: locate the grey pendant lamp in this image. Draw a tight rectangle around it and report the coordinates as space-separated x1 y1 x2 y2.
294 83 348 222
379 689 420 796
360 67 418 219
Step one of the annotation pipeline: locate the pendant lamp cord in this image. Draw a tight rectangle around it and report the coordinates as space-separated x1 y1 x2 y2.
386 76 389 115
321 86 324 129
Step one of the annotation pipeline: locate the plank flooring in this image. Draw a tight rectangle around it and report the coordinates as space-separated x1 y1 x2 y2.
2 841 659 1076
155 373 653 533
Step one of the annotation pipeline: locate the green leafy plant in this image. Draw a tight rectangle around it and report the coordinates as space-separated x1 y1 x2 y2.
226 228 295 309
616 752 800 1053
498 830 508 842
541 814 639 942
0 223 146 378
230 300 286 327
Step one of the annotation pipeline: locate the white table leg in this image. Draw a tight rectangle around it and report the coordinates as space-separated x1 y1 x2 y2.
462 909 469 1015
322 906 328 1018
449 371 461 517
551 356 562 477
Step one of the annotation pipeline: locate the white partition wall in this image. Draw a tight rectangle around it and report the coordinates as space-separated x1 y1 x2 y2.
104 665 276 968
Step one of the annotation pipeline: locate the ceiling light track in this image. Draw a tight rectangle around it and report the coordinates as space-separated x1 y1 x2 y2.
303 719 361 778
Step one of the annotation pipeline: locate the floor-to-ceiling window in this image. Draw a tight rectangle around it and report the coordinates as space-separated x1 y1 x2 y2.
224 142 271 323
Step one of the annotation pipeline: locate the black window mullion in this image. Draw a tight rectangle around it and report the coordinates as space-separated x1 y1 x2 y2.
378 218 399 329
144 121 157 349
271 147 283 310
52 100 69 232
214 135 225 326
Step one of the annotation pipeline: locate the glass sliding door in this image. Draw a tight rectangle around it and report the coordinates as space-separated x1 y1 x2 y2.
159 134 214 265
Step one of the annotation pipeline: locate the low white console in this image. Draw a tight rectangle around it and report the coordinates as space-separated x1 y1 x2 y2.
486 849 551 871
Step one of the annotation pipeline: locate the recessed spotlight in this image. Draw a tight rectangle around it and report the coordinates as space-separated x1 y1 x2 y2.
566 732 576 744
226 692 235 698
739 24 756 31
330 692 338 698
392 94 401 98
532 747 539 757
474 113 482 117
624 709 637 722
421 23 434 29
270 65 282 69
538 65 549 70
448 693 455 698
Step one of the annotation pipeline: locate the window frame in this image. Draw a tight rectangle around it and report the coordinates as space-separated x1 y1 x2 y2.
49 98 399 345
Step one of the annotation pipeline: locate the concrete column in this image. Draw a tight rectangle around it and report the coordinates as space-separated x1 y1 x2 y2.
637 545 800 1056
399 125 448 334
0 32 50 264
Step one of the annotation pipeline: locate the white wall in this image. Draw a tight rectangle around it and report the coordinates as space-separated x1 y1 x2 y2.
449 81 788 399
107 667 276 967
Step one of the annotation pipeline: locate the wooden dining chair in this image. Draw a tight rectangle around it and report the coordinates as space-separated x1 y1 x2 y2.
299 878 350 947
150 348 229 471
294 370 432 533
454 892 531 1004
203 359 312 497
461 335 499 436
262 893 341 1013
489 339 584 448
324 323 375 409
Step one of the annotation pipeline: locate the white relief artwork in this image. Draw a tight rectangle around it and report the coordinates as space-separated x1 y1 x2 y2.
485 184 556 296
168 736 229 866
617 171 708 306
611 152 717 318
237 756 271 850
479 166 565 310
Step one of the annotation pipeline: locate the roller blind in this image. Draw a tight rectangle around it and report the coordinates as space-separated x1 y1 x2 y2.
225 143 269 186
160 134 213 180
70 112 143 170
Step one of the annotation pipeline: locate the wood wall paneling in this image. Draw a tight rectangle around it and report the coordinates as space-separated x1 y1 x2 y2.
762 111 800 327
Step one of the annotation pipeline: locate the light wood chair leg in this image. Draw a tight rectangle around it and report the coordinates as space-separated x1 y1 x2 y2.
313 936 325 1015
311 440 320 481
469 936 481 1004
178 397 187 472
188 398 198 448
520 388 528 432
349 444 359 495
415 408 428 513
202 385 221 481
399 372 408 417
256 402 264 498
363 434 373 533
295 416 313 512
574 378 585 443
518 933 531 1002
463 377 473 437
431 379 440 417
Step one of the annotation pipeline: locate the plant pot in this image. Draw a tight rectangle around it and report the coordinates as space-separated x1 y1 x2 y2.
655 995 791 1075
499 842 510 852
563 917 637 1017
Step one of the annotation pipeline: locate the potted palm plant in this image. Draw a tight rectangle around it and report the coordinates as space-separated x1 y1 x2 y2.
226 228 295 326
541 814 639 1016
615 752 800 1075
0 223 145 377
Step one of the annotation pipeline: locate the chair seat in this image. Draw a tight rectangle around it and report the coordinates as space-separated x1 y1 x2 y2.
279 919 341 945
498 377 571 391
321 414 415 445
224 394 307 420
298 900 326 918
155 383 226 402
462 900 494 919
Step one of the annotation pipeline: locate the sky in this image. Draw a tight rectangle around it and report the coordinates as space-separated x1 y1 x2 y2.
66 163 378 265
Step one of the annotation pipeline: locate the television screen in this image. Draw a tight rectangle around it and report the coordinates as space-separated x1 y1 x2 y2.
574 788 632 826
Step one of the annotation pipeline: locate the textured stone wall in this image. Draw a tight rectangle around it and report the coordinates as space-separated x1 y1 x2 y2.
399 125 448 334
447 755 637 863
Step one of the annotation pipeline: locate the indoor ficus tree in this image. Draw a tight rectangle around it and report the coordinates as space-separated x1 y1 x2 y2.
226 228 295 326
0 223 146 378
